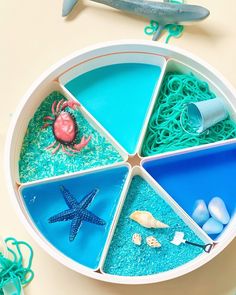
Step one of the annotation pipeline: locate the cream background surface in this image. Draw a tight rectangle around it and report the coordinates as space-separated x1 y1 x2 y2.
0 0 236 294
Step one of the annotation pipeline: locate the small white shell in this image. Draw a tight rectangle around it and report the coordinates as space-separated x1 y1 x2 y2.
130 211 169 229
132 233 142 246
146 236 161 248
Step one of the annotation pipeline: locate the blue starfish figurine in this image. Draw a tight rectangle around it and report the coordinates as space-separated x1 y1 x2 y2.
48 186 106 241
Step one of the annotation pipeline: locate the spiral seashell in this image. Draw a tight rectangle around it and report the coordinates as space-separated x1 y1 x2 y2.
132 233 142 246
146 236 161 248
130 211 169 229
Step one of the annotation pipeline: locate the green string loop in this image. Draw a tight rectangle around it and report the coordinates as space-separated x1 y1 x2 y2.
144 0 185 42
165 24 184 43
144 21 184 43
144 21 159 35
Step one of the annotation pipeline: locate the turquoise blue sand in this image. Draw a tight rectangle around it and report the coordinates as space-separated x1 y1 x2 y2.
65 63 161 154
19 91 123 183
103 176 204 276
20 165 129 269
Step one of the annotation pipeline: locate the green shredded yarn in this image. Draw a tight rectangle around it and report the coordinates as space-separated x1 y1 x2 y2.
141 72 236 156
0 238 34 295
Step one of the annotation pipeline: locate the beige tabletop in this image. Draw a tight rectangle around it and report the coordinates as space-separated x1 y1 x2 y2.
1 0 236 294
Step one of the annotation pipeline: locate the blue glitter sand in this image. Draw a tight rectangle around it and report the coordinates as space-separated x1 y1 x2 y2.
65 63 161 154
20 165 129 269
19 91 123 183
103 176 204 276
143 143 236 240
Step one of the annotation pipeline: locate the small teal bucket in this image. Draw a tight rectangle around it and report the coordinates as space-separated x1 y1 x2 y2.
187 98 228 133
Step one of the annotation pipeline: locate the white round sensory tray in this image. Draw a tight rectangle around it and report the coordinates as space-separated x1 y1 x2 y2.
5 40 236 284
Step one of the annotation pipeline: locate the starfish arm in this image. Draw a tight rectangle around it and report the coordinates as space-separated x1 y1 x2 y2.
81 209 106 226
69 217 82 242
79 188 99 210
60 185 78 209
48 208 76 223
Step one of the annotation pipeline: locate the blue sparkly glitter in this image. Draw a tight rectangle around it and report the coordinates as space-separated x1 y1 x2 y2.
49 186 106 241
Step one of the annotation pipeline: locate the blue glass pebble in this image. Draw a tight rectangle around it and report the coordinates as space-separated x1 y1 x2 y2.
208 197 230 225
202 217 224 235
192 199 210 226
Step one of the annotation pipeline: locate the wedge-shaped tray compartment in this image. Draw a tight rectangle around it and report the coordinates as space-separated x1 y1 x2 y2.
59 52 167 155
19 164 130 270
142 141 236 242
101 166 211 277
139 58 236 158
18 84 126 184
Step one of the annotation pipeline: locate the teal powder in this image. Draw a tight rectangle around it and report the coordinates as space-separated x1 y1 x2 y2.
65 63 161 154
103 176 204 276
19 91 123 183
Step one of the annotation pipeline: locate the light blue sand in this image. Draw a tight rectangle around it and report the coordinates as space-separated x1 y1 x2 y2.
103 176 204 276
20 165 129 270
65 63 161 154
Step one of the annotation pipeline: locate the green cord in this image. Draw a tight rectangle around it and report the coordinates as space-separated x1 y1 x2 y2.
144 21 184 43
144 20 159 35
165 24 184 43
144 0 184 42
141 73 236 156
0 237 34 295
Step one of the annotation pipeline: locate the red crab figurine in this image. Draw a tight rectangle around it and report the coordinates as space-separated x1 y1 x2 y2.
42 99 91 156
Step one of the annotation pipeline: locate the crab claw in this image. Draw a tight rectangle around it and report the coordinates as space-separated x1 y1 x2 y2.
73 136 92 151
62 99 80 111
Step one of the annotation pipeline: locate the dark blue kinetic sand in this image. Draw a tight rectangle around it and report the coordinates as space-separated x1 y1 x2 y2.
20 165 129 269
